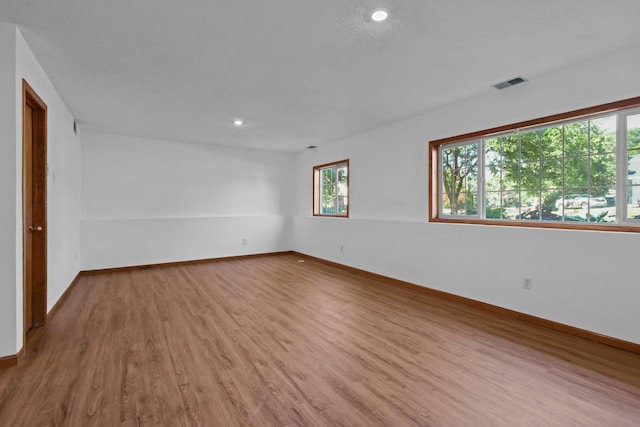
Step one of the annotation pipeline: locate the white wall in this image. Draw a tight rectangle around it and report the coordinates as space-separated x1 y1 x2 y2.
291 46 640 345
0 24 81 358
81 132 293 269
0 22 18 358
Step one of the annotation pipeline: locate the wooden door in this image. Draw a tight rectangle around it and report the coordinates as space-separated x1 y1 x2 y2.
22 80 47 333
24 103 34 332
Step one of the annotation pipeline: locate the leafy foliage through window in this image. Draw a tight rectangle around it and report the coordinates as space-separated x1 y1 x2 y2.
431 98 640 229
313 160 349 216
442 144 478 216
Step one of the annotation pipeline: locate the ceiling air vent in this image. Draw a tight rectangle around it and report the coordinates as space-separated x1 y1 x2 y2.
493 77 527 90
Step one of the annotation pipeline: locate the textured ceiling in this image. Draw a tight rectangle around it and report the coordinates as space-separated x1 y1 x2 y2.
1 1 639 151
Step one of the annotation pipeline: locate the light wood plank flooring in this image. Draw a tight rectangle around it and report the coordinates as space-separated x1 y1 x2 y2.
1 253 639 426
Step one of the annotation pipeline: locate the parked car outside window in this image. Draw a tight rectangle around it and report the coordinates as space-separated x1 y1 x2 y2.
555 194 608 209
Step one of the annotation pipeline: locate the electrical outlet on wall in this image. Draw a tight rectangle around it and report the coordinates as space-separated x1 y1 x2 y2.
242 238 247 246
339 244 344 252
523 278 533 290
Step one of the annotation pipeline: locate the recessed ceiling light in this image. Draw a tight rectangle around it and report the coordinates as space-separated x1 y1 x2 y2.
233 119 244 126
371 8 389 22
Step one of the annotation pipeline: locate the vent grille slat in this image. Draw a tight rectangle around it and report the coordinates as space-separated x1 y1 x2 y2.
493 76 527 90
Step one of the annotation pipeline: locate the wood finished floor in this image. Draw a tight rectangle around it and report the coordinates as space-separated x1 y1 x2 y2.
1 253 639 426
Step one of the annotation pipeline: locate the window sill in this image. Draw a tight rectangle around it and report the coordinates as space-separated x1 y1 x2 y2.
429 216 640 233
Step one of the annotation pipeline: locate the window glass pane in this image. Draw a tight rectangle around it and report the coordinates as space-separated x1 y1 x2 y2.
590 115 617 154
518 210 539 221
452 192 478 216
464 172 478 193
485 137 501 157
485 136 502 163
541 125 563 159
627 119 640 220
336 165 348 214
320 167 337 214
485 192 502 218
587 189 614 223
520 130 540 162
558 189 589 222
442 192 452 214
519 190 541 221
501 191 520 220
628 150 640 182
589 154 616 188
628 113 640 151
563 156 589 188
501 135 519 161
441 143 478 216
627 150 640 220
520 162 540 190
521 190 540 208
603 190 616 208
627 186 640 220
465 193 478 216
564 121 589 157
485 139 503 192
442 170 452 195
485 163 501 191
453 192 466 215
501 162 519 190
541 159 562 189
541 190 563 219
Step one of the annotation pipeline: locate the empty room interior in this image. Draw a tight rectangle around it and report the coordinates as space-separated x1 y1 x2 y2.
1 1 640 425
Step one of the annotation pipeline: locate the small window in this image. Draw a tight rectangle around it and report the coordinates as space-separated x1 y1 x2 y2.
313 160 349 217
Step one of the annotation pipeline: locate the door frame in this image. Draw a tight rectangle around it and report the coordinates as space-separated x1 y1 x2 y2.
22 79 47 334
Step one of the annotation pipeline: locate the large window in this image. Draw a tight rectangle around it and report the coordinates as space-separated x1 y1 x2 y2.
429 97 640 231
313 160 349 217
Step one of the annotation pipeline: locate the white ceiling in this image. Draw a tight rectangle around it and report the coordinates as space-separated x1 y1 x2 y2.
1 1 639 152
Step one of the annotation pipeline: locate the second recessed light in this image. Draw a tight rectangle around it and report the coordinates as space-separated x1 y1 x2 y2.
371 8 389 22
